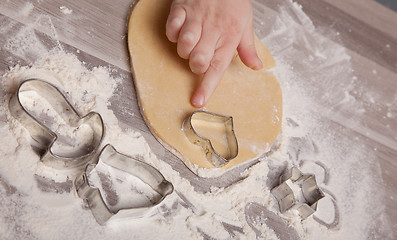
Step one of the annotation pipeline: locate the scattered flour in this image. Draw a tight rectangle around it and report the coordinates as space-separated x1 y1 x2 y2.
0 50 282 240
18 2 35 17
59 6 73 15
0 0 394 239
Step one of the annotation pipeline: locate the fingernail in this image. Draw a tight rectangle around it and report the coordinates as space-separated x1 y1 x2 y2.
192 94 204 108
252 59 263 70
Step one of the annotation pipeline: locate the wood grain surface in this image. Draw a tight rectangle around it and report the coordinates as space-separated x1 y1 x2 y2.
295 0 397 234
0 0 396 238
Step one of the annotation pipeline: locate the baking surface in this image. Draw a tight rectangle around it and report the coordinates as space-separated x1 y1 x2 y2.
0 0 396 239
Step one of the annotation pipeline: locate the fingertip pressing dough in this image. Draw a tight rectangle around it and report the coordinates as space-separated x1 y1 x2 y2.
127 0 282 174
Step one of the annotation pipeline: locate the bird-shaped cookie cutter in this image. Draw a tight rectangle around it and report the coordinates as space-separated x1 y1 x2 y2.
9 79 104 169
271 167 325 219
75 144 174 225
182 111 238 167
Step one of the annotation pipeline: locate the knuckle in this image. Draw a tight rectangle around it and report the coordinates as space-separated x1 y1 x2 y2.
167 19 180 31
180 32 195 45
192 54 207 66
177 45 190 59
226 22 241 36
189 50 211 74
190 62 207 74
212 16 241 36
209 58 224 72
167 6 186 29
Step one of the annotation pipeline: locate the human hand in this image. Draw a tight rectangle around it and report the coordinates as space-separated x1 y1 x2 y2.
166 0 263 108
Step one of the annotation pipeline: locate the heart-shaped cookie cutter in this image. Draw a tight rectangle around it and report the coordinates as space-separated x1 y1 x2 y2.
9 79 104 169
271 167 325 219
75 144 174 225
182 111 238 167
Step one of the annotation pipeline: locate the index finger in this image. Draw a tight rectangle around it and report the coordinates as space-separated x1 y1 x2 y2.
191 42 238 108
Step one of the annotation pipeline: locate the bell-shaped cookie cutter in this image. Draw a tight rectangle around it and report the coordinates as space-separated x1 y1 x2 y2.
182 111 238 167
75 144 174 225
9 79 104 169
271 167 325 219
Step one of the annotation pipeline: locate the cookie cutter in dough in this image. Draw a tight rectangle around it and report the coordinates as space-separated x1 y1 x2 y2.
75 144 174 225
182 111 238 167
9 79 104 169
271 167 325 219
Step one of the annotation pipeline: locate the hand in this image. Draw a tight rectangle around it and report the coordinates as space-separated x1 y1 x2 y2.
166 0 263 108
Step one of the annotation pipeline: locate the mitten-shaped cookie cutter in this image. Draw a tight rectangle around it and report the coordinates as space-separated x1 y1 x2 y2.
271 167 324 219
9 79 104 169
75 144 174 225
182 111 238 167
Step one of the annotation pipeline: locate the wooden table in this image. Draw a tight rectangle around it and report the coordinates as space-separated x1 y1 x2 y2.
0 0 396 238
295 0 397 236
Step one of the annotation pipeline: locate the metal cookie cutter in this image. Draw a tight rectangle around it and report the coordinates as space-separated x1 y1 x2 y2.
75 144 174 225
271 167 325 219
182 111 238 167
9 79 104 169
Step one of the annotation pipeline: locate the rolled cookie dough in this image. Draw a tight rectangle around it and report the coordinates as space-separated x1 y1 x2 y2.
128 0 282 173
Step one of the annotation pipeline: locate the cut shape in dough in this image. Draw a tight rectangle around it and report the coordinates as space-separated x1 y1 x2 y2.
127 0 282 175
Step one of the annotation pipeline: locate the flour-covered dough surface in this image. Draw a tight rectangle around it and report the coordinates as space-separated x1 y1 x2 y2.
128 0 282 173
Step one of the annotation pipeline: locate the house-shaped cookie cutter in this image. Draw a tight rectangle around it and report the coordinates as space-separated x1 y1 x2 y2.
9 79 104 169
75 144 174 225
182 111 238 167
271 167 324 219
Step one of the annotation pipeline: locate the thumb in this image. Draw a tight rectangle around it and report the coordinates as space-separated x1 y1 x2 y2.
237 22 263 70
